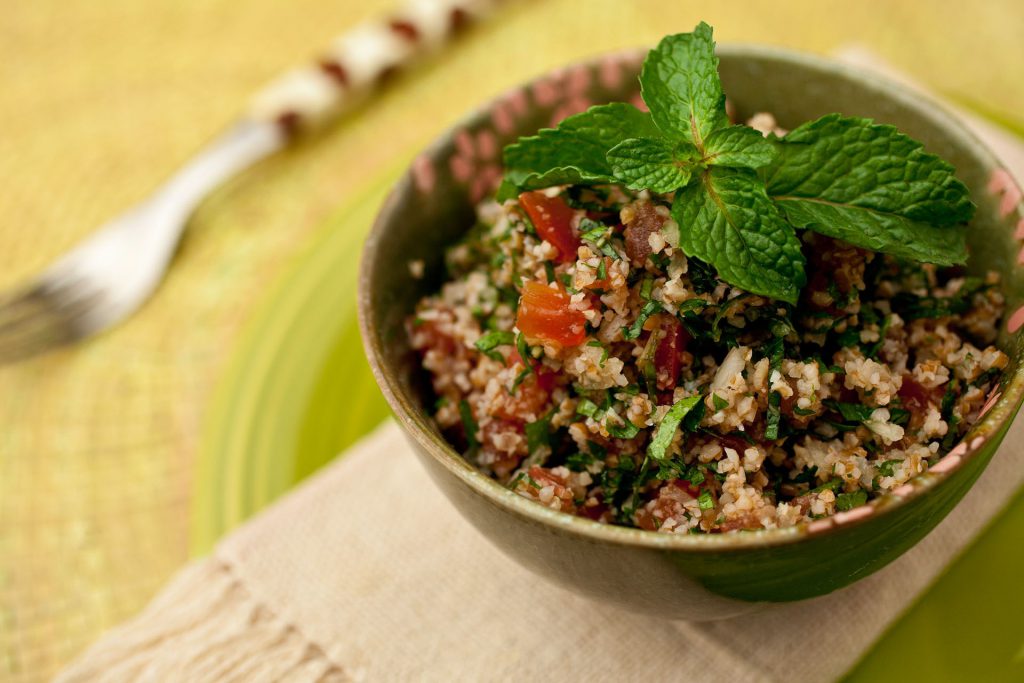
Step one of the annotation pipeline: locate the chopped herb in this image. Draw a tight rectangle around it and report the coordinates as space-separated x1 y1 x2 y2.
510 367 531 393
640 277 654 301
688 467 706 486
810 478 842 494
824 400 874 423
765 392 782 440
566 452 594 471
543 261 556 284
578 218 607 243
836 490 868 511
889 408 910 426
793 406 817 417
607 417 641 439
577 398 601 419
474 330 515 361
712 394 729 412
647 396 703 461
687 258 718 294
763 336 785 440
646 252 669 271
458 400 479 451
698 490 715 510
587 339 610 366
515 333 533 369
525 411 554 454
876 459 903 478
597 259 608 281
624 300 663 340
835 326 862 348
891 277 987 320
791 466 818 485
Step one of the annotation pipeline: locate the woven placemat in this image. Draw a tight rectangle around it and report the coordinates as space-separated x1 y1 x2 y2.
3 1 1024 679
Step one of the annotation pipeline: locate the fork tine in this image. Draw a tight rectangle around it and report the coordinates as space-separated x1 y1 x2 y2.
0 315 76 363
0 285 100 363
0 284 54 333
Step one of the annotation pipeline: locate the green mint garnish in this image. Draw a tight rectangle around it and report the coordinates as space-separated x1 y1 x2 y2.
606 137 699 193
703 125 777 168
671 167 805 304
647 396 703 461
640 22 727 147
499 21 974 304
764 114 973 264
499 103 661 199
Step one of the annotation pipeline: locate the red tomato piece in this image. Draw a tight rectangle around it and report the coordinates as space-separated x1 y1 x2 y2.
516 281 587 348
654 315 689 394
519 191 581 264
674 478 702 499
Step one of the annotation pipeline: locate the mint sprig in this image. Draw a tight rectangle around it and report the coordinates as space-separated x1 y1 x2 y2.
606 137 699 192
763 114 972 264
499 22 975 302
673 167 806 303
499 103 660 200
640 22 727 147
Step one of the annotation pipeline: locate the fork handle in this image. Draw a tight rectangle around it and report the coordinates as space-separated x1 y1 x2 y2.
245 0 498 135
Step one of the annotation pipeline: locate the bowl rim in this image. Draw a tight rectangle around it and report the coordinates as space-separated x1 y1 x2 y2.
358 43 1024 552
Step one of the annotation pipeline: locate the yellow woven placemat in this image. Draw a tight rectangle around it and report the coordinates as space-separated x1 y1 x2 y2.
2 0 1023 679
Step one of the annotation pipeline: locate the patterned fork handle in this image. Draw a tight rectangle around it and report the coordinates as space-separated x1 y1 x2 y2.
249 0 499 134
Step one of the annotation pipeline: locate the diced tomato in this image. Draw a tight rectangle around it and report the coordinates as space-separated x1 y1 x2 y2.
898 375 940 413
654 316 689 395
715 433 752 454
516 280 587 347
519 191 581 263
673 478 701 498
898 375 942 432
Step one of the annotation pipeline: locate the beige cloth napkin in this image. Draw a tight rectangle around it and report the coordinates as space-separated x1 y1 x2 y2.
58 56 1024 683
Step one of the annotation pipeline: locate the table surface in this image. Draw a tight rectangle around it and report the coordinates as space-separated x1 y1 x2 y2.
3 1 1023 679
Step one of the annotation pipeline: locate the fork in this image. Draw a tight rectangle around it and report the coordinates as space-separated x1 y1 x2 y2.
0 0 496 364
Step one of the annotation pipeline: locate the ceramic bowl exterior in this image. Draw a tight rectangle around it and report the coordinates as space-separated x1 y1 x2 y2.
359 46 1024 618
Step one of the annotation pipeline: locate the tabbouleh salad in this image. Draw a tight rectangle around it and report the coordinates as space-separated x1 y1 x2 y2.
407 24 1008 533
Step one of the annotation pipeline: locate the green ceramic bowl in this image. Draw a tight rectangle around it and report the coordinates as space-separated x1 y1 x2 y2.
359 45 1024 618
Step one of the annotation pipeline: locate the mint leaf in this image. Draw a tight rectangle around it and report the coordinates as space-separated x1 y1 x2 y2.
639 22 727 148
773 195 967 265
670 167 806 304
647 396 703 461
765 114 974 264
606 137 700 193
704 125 776 169
503 103 660 192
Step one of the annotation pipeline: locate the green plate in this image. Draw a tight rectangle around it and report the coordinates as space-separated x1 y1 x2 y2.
191 153 1024 683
